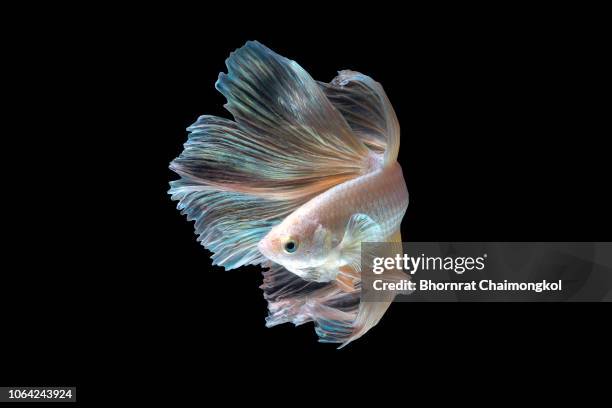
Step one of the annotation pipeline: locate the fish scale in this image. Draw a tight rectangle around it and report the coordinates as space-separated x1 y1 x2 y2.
294 159 409 240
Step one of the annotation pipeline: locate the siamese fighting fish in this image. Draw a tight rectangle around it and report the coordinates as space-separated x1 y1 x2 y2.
169 41 409 347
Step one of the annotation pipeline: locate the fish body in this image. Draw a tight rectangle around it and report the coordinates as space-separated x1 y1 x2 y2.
294 156 408 241
258 154 408 282
169 41 409 346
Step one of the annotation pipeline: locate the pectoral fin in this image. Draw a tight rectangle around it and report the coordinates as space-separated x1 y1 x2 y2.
338 213 383 272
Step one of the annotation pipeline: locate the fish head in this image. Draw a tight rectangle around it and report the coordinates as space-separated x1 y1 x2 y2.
258 214 334 281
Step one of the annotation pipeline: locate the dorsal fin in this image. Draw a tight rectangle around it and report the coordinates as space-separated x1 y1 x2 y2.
319 70 400 165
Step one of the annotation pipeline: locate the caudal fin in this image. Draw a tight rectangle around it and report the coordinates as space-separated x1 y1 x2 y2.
169 41 370 269
319 70 400 165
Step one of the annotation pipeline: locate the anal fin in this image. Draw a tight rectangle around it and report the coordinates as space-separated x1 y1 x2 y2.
340 228 408 348
335 266 359 293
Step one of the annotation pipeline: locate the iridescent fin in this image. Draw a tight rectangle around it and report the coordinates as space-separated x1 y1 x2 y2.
261 256 404 347
215 41 370 180
261 262 360 342
169 180 297 269
311 304 356 343
339 297 394 349
339 229 408 348
319 70 400 165
336 266 358 293
338 213 384 272
170 42 377 269
261 262 328 308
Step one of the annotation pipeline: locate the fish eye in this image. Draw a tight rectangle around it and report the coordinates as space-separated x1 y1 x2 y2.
283 239 298 254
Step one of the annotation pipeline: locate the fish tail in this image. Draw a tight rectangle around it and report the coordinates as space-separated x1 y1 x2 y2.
319 69 401 165
169 41 373 269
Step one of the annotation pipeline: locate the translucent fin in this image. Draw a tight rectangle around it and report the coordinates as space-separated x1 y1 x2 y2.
261 262 328 306
261 262 360 342
338 213 383 272
320 70 400 165
336 267 358 293
340 229 407 348
311 303 357 343
215 41 370 178
170 41 374 269
262 241 407 347
169 180 296 269
340 299 394 349
262 215 384 344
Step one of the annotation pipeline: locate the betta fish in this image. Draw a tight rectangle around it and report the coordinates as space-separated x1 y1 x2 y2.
169 41 409 347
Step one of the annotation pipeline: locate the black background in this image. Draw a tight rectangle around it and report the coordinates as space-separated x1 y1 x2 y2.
3 6 609 403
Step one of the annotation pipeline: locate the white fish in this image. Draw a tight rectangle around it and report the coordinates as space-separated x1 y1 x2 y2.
169 41 409 346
